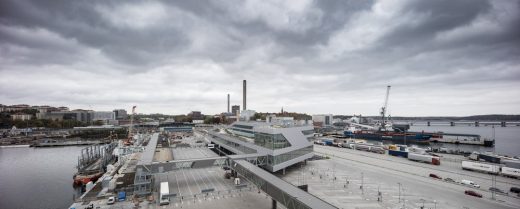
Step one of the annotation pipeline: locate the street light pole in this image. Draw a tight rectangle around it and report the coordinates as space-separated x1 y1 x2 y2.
492 125 496 200
361 172 364 195
398 183 401 203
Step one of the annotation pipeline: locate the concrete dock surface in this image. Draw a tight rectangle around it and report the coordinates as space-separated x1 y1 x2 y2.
278 145 520 209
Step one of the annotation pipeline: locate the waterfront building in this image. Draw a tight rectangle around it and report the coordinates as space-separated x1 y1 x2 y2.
57 106 69 111
239 109 256 121
11 113 33 121
92 111 116 121
231 105 240 115
209 117 315 173
159 122 194 132
312 114 334 127
188 111 203 120
113 109 128 119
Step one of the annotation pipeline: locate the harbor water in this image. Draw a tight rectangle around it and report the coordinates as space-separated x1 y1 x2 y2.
0 146 82 209
409 125 520 157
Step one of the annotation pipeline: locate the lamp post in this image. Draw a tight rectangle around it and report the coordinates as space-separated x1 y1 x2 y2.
361 172 364 195
398 183 401 203
491 125 496 200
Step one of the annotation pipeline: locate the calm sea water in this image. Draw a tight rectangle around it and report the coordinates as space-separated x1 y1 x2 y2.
0 146 82 209
409 125 520 157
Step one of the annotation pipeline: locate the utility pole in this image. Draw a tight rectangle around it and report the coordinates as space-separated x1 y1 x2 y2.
360 172 364 195
398 183 401 203
491 125 496 200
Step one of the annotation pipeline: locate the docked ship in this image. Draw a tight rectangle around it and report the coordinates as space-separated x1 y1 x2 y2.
345 129 433 144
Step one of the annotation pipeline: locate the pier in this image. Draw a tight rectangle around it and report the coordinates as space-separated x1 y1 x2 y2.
76 142 117 175
31 139 111 147
411 121 520 127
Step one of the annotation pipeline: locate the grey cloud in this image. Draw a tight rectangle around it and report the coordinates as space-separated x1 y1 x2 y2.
0 0 519 116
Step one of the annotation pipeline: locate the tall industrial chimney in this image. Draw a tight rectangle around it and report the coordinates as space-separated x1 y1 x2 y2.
243 80 247 110
228 94 229 112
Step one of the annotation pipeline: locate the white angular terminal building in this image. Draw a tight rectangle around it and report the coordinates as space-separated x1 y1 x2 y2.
208 118 315 173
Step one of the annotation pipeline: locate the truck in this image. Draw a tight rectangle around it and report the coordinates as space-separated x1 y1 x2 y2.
478 153 501 164
388 150 408 158
322 139 334 146
408 153 440 165
501 166 520 179
461 161 500 174
160 182 170 205
461 179 480 188
118 191 126 201
355 144 371 152
370 146 385 154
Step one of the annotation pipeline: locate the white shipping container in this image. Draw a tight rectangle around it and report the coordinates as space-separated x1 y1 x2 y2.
501 167 520 178
408 153 440 165
461 161 500 174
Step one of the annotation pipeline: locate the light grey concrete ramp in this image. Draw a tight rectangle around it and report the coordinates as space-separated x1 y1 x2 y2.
232 159 338 209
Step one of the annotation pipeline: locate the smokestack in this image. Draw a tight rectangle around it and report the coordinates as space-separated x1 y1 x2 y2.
227 94 230 113
243 80 247 110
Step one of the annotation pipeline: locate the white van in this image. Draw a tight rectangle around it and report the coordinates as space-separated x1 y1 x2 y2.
461 179 480 188
160 182 170 205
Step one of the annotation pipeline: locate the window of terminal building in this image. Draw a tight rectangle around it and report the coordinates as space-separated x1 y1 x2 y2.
270 145 313 165
254 132 291 150
233 124 253 129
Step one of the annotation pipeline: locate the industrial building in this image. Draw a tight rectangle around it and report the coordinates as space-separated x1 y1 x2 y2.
312 114 334 127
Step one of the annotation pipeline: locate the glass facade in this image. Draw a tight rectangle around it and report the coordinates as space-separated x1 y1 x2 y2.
210 135 257 154
254 132 291 150
267 145 313 165
233 124 253 129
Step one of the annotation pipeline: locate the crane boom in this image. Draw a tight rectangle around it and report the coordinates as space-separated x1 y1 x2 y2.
380 86 391 128
128 106 136 140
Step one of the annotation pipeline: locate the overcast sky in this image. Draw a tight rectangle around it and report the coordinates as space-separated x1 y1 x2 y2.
1 0 519 116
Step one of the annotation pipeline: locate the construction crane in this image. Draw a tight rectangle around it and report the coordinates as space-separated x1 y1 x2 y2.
125 106 137 145
380 86 391 130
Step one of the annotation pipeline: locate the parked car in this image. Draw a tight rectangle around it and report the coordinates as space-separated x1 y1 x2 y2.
444 178 456 183
429 173 442 179
489 187 507 195
465 190 482 198
511 187 520 194
107 196 116 205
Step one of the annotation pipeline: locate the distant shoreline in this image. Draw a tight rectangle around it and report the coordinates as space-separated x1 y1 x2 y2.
0 144 30 148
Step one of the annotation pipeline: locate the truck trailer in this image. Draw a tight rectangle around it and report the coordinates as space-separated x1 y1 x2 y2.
408 153 440 165
388 150 408 158
501 167 520 179
461 161 500 174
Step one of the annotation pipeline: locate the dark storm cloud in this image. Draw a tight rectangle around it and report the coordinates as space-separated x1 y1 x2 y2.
0 0 519 116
